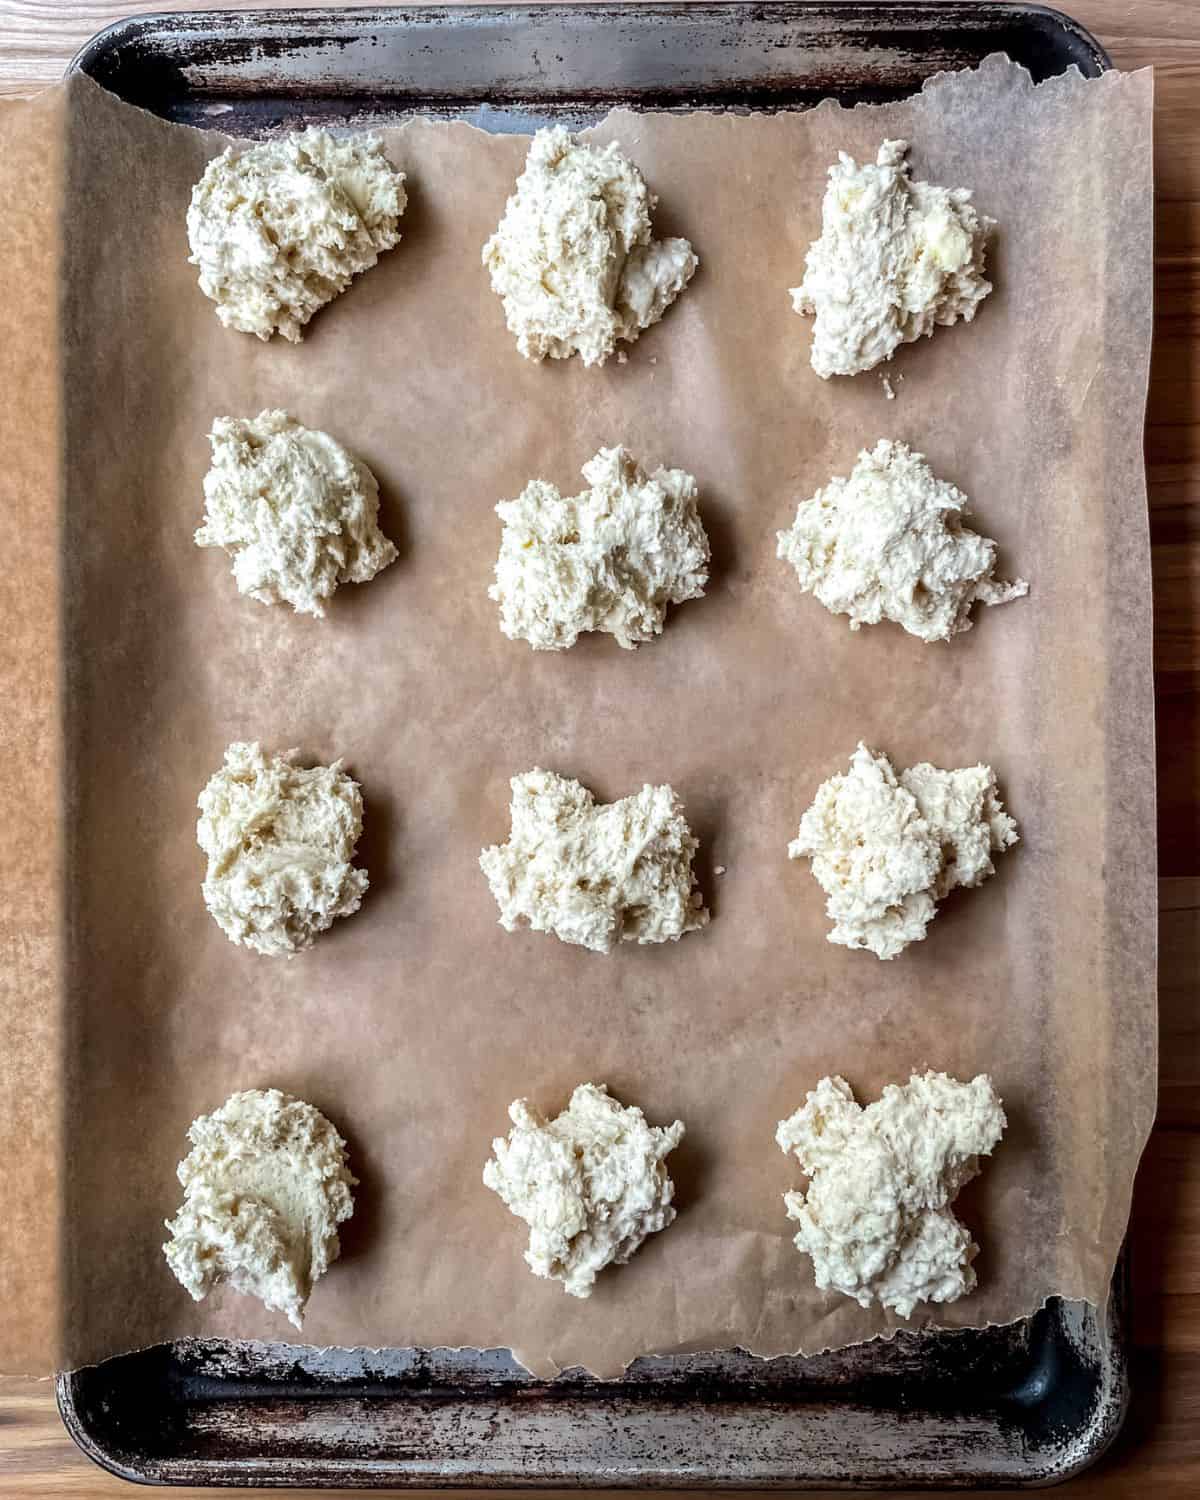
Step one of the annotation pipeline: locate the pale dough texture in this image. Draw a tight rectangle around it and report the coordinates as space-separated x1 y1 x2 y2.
482 126 697 367
196 410 398 618
776 439 1027 642
163 1088 357 1328
479 768 709 954
776 1072 1006 1317
187 129 406 342
484 1082 685 1298
197 742 369 957
792 139 993 378
489 445 710 651
789 743 1018 960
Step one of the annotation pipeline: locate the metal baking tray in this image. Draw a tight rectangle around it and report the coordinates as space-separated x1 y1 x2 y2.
60 4 1123 1489
70 2 1108 132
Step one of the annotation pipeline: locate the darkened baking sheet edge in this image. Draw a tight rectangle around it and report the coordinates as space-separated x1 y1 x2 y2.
70 2 1109 130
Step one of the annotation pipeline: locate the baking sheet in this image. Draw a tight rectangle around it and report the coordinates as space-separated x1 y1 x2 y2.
0 54 1155 1380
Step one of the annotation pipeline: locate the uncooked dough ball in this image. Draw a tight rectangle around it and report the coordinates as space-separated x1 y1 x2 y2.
484 1082 685 1298
197 742 369 957
792 140 993 377
195 410 397 618
789 743 1018 960
483 126 697 367
490 445 710 650
163 1088 357 1327
187 129 406 341
776 1072 1006 1316
480 768 709 954
776 439 1027 642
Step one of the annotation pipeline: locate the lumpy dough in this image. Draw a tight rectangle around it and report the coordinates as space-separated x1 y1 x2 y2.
195 410 398 618
197 742 369 957
163 1088 357 1327
484 1082 685 1298
482 126 697 367
791 140 993 378
479 768 709 954
789 743 1018 960
489 446 710 651
776 1072 1006 1317
187 129 406 342
776 439 1027 642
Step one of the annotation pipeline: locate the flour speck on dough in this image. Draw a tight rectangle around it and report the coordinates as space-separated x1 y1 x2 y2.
163 1088 357 1327
188 129 406 341
480 768 709 953
776 439 1027 643
789 743 1018 959
482 127 697 366
792 140 994 377
484 1082 685 1298
777 1072 1006 1316
490 446 710 651
197 742 369 957
196 410 397 618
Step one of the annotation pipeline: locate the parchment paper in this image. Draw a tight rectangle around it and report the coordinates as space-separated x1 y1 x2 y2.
0 56 1156 1379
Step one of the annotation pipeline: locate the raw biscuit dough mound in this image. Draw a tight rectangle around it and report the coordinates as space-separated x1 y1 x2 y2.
484 1082 685 1298
196 410 398 618
791 139 994 378
490 445 710 650
187 129 406 341
163 1088 357 1327
776 1072 1006 1316
789 743 1018 960
776 439 1027 642
198 742 369 957
479 768 709 954
482 126 698 367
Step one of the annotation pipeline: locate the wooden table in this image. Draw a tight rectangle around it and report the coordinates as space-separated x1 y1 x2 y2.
0 1 1195 1493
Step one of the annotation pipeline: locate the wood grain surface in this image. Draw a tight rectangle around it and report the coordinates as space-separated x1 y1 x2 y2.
0 1 1194 1494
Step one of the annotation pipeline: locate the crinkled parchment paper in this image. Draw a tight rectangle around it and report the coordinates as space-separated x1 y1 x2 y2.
0 56 1155 1378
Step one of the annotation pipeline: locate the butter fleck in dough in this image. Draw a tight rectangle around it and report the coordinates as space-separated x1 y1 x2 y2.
196 410 397 618
163 1088 357 1328
777 1072 1006 1317
484 1082 685 1298
483 127 697 367
490 446 710 651
792 140 993 378
777 439 1027 642
789 743 1018 960
197 742 369 958
480 769 709 954
187 129 406 342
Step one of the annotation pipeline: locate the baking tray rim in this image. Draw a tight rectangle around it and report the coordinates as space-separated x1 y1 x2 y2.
56 1277 1131 1490
67 1 1112 112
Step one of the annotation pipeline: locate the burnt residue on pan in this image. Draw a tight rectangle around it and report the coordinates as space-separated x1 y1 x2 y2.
58 1283 1127 1486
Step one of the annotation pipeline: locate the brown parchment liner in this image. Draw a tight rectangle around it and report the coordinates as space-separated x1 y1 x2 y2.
0 57 1155 1379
